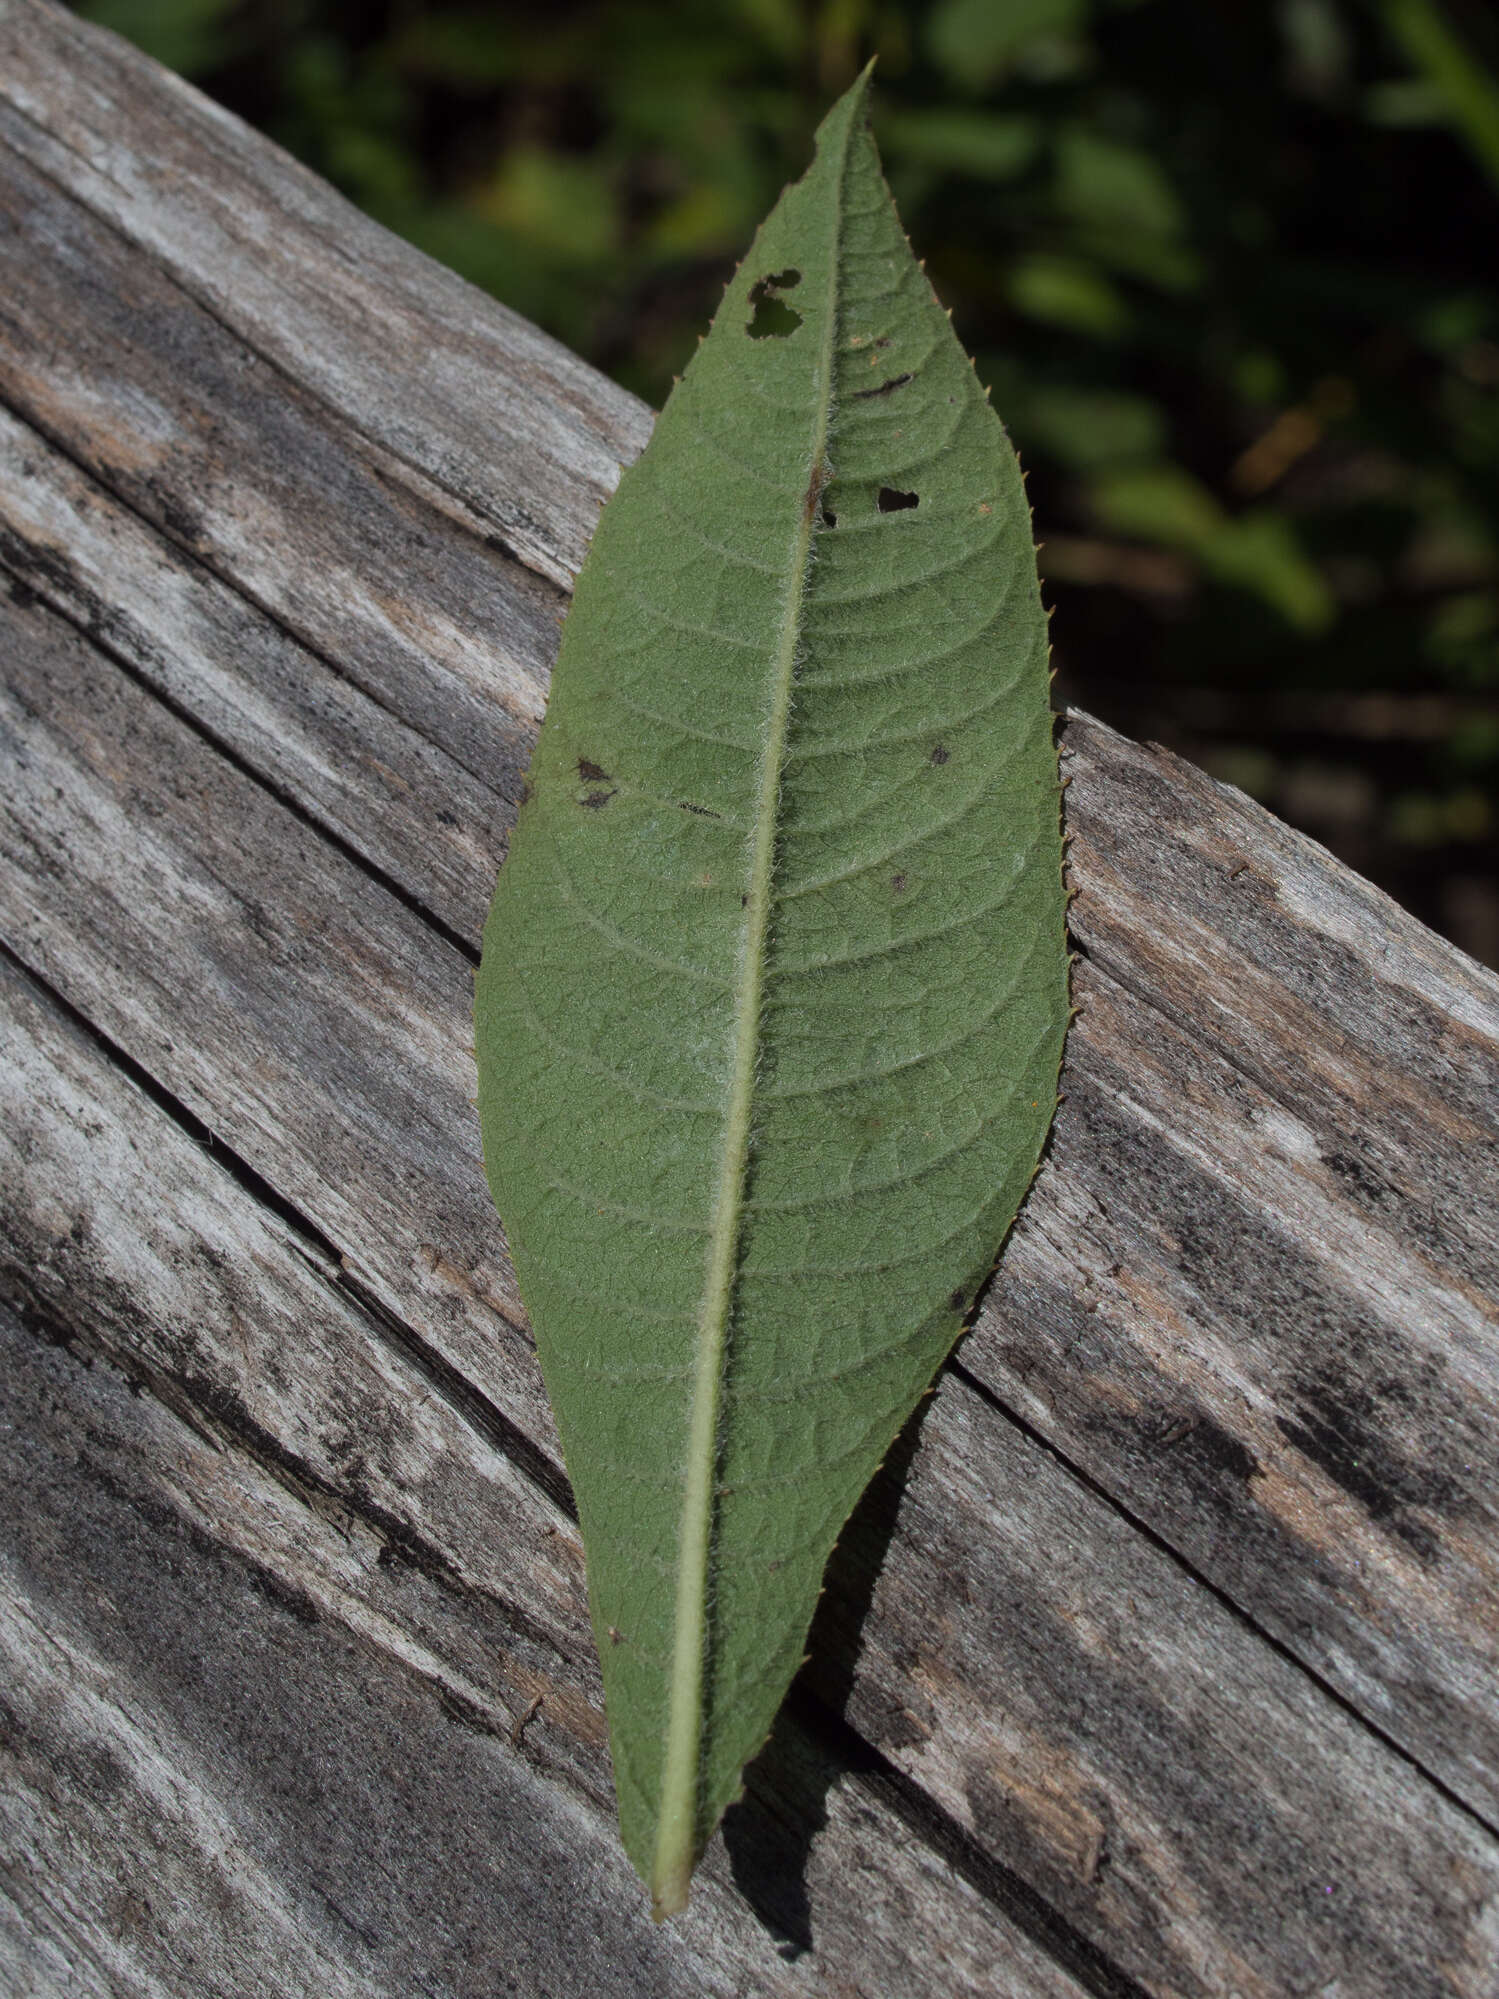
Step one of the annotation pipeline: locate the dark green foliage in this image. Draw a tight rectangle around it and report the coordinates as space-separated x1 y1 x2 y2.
77 0 1499 961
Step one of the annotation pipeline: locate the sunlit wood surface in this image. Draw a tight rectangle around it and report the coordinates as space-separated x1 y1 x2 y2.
2 4 1497 1992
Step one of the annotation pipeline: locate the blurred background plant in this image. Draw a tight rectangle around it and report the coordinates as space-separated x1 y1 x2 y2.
75 0 1499 963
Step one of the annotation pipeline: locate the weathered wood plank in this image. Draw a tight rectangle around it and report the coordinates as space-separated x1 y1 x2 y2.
3 570 1497 1990
0 0 652 592
0 1897 113 1999
0 403 502 946
0 117 1496 1831
0 962 1077 1999
0 130 545 888
0 562 537 1400
0 1323 840 1999
0 0 1497 1988
976 736 1499 1812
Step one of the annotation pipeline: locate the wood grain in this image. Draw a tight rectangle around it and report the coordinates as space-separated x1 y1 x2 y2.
2 74 1494 1833
977 729 1499 1815
0 955 1078 1999
0 129 543 914
0 0 1497 1991
3 489 1496 1995
0 0 651 592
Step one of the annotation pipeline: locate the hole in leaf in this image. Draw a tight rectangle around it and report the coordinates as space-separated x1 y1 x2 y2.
878 487 919 513
821 504 837 528
746 268 804 339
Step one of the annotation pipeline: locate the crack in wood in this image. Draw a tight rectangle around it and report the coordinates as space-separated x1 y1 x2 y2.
2 11 1497 1985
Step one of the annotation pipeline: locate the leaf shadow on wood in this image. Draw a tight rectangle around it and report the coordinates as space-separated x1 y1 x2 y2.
719 1392 934 1958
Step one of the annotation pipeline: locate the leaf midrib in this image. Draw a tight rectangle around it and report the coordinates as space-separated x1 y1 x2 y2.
649 114 853 1920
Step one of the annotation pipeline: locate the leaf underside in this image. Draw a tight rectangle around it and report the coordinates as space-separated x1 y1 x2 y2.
475 68 1069 1916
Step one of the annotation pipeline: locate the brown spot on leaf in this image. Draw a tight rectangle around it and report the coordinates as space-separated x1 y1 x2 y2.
577 757 611 782
950 1291 966 1311
854 373 913 400
802 455 827 523
678 800 721 818
892 873 907 893
581 789 616 810
930 743 950 765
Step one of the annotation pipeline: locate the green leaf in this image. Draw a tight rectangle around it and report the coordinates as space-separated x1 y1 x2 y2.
475 67 1069 1916
77 0 238 75
927 0 1090 89
1011 383 1167 471
878 107 1040 181
1378 0 1499 190
1092 463 1336 632
476 148 618 263
1007 252 1132 338
1054 128 1185 241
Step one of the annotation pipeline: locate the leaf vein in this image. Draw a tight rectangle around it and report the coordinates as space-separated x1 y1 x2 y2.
543 824 734 989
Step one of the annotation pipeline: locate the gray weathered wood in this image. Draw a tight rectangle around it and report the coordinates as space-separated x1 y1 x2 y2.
979 729 1499 1815
0 957 1073 1999
0 0 650 593
1 29 1495 1831
1 0 1497 1992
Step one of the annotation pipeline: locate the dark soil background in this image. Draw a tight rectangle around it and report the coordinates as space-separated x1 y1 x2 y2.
76 0 1499 964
